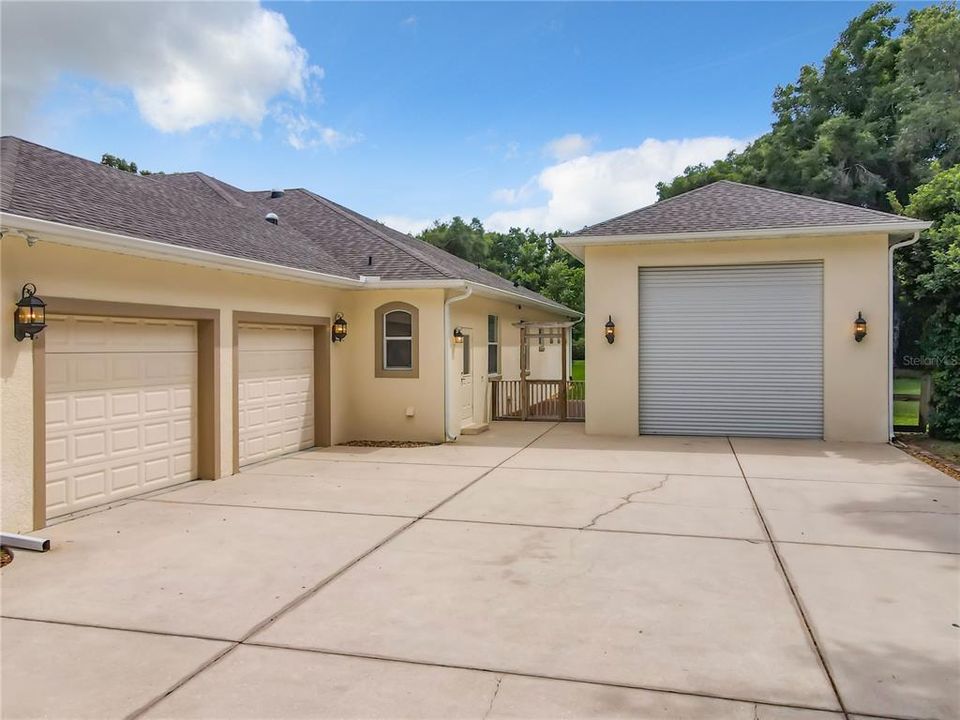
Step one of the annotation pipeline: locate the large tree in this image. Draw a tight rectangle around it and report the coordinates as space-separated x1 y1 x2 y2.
657 2 959 210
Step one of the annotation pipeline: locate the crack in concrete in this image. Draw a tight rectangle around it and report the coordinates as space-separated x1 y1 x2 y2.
580 477 670 530
483 675 503 719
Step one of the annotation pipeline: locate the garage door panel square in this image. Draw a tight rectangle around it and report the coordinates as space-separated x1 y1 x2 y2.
45 436 68 466
143 456 171 483
74 470 107 501
255 521 837 709
110 391 141 417
2 503 408 639
111 464 140 491
73 430 107 461
73 394 107 423
110 426 140 453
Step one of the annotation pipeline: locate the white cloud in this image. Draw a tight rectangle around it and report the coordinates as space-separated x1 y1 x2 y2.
1 1 323 134
274 107 360 151
485 136 749 232
401 15 418 28
377 215 442 235
543 133 596 161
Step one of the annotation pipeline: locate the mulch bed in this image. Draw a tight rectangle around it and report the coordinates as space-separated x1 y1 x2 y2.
1 547 12 568
339 440 440 448
894 436 960 483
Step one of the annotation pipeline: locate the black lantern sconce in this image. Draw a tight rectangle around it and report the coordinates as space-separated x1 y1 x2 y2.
14 283 46 342
854 311 867 343
604 315 616 344
331 313 348 342
453 327 464 344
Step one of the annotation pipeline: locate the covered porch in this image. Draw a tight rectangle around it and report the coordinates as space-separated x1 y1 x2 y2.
490 320 584 421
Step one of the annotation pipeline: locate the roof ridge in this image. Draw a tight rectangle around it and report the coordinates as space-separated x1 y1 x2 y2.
717 179 909 222
298 189 455 280
192 172 244 207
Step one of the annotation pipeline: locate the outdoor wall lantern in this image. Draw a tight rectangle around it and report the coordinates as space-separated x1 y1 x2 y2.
331 313 348 342
14 283 46 341
854 311 867 343
604 315 616 344
453 327 464 344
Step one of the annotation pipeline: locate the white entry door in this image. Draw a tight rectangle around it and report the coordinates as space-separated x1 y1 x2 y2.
45 315 198 518
456 329 474 423
237 324 314 466
638 262 824 438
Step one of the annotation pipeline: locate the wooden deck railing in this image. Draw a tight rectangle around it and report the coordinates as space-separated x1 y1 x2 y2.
491 379 585 421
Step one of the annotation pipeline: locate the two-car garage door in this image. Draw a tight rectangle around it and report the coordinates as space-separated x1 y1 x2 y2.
638 263 823 438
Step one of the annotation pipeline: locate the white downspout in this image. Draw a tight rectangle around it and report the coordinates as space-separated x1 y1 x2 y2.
888 232 921 440
443 285 472 441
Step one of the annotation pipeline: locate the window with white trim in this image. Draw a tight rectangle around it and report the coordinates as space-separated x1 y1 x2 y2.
487 314 500 375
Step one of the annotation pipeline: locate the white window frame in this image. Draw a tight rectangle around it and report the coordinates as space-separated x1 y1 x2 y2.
383 309 414 371
487 314 500 376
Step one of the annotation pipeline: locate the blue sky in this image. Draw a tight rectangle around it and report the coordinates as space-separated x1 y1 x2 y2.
0 2 927 233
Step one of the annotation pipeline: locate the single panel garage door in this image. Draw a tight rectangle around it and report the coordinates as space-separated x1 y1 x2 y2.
639 263 823 438
45 315 198 518
237 324 314 466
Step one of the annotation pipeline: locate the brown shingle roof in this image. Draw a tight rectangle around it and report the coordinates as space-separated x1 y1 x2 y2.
567 180 922 238
0 137 574 314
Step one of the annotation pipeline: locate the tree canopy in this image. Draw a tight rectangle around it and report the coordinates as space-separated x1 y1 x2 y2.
657 2 959 211
100 153 160 176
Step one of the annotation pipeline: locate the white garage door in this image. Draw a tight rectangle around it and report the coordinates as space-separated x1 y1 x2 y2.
45 315 198 518
639 263 823 438
238 324 314 466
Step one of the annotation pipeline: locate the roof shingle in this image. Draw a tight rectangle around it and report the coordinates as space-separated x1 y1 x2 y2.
0 137 573 314
567 180 922 238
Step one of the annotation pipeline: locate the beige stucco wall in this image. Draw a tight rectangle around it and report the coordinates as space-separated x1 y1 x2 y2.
338 288 446 442
451 295 568 427
583 233 891 442
0 237 482 530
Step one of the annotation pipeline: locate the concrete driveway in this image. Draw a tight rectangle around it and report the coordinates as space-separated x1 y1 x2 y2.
3 423 957 720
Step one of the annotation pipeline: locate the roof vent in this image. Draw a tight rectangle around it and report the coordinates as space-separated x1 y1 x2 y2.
265 212 279 225
270 189 284 199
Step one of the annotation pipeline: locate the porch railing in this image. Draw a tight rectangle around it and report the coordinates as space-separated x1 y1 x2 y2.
491 379 585 421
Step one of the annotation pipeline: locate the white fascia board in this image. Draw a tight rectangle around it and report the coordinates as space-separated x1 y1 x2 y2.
557 221 933 260
2 213 581 315
363 277 579 317
0 213 365 288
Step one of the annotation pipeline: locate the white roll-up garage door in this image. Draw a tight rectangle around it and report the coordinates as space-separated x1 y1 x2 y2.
237 324 314 466
638 263 823 438
45 315 198 518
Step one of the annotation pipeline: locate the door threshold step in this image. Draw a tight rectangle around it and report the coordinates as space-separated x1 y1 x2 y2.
460 423 490 435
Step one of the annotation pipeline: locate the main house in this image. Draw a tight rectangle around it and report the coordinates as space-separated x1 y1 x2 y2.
558 181 929 444
0 137 577 532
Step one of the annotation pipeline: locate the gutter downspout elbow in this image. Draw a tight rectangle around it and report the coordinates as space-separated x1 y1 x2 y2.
443 285 472 441
888 231 921 441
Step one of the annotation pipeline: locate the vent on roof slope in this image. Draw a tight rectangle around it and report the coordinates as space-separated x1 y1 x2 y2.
265 212 279 225
270 189 284 199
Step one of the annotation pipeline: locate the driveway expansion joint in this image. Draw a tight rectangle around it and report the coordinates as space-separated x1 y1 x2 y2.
124 422 560 720
240 640 846 716
727 437 851 720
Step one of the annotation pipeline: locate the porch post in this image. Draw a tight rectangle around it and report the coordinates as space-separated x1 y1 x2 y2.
560 326 568 421
520 325 529 421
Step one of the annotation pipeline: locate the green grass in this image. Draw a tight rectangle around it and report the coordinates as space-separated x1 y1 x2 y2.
572 359 585 382
894 377 922 395
894 377 922 428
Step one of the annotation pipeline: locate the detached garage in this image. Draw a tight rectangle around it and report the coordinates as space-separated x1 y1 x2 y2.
560 181 930 443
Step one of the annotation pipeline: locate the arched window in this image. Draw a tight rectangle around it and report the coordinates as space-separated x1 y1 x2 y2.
375 302 419 378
